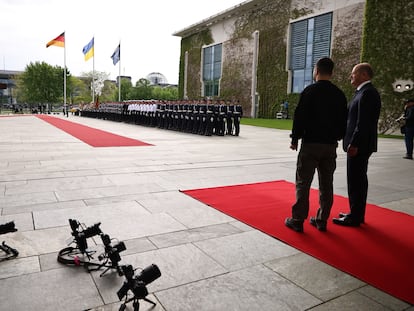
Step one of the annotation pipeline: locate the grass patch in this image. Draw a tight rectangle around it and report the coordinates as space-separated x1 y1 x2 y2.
240 118 403 139
241 118 292 130
378 133 403 139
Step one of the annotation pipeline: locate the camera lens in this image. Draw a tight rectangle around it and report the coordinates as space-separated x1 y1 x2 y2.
137 264 161 285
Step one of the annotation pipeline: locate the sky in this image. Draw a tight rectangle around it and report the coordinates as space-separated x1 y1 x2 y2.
1 0 245 85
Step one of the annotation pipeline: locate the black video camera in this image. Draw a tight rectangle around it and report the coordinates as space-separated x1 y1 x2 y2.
98 233 126 269
69 219 102 254
117 264 161 301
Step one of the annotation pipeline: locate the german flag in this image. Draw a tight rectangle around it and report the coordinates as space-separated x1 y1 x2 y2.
46 32 65 48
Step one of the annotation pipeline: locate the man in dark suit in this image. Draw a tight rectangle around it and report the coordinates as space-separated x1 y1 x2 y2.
333 63 381 227
285 57 348 232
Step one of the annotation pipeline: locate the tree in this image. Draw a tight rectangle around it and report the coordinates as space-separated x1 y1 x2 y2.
119 78 133 101
69 76 89 105
151 86 178 100
80 71 111 103
18 61 70 108
130 78 153 100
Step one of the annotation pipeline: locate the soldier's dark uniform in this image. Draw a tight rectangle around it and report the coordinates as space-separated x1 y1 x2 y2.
226 102 234 135
192 104 200 134
198 102 207 135
205 103 215 136
186 103 194 133
233 102 243 136
216 102 226 136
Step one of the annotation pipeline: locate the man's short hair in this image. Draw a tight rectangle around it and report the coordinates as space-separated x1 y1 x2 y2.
357 63 374 78
316 57 334 75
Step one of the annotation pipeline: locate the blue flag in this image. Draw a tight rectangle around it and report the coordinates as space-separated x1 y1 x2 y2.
111 44 120 65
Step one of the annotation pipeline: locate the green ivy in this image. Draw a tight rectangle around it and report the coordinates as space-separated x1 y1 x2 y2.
177 0 414 127
362 0 414 133
178 30 213 99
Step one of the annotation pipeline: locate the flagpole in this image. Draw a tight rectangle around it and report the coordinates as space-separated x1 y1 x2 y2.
64 31 67 117
118 42 121 102
92 38 95 103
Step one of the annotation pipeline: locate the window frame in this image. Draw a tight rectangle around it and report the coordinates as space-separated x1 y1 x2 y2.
202 43 222 97
288 13 333 93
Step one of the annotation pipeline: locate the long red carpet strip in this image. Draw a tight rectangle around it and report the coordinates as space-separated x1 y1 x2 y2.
36 115 152 147
182 180 414 304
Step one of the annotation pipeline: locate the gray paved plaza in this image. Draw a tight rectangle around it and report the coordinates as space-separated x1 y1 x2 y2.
0 114 413 311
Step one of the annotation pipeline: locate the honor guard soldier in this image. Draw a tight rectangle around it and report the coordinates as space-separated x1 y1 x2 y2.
226 100 234 135
198 100 207 135
122 103 129 122
172 103 178 130
165 102 172 130
216 100 227 136
233 100 243 136
160 101 167 129
181 101 188 132
192 103 200 134
186 102 194 133
205 100 215 136
213 103 220 135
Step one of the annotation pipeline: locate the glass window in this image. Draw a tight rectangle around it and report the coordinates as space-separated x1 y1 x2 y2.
292 70 305 93
203 44 222 97
289 13 332 93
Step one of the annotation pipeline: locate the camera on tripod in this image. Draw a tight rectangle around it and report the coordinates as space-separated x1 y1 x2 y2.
69 219 102 254
98 233 126 275
117 264 161 311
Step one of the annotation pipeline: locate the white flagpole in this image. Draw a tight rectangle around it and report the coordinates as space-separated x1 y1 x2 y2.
118 42 121 102
64 31 67 117
92 37 95 103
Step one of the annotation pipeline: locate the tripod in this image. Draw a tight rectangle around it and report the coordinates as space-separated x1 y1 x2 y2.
119 294 156 311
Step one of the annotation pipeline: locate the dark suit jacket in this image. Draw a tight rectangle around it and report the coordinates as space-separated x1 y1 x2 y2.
343 82 381 154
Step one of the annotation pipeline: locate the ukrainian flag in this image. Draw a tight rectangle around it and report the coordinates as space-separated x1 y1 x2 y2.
82 37 94 61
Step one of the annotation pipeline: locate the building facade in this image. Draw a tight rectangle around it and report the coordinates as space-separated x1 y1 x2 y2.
0 70 21 107
174 0 414 132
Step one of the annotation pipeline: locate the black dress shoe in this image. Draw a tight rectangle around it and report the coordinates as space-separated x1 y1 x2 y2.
310 217 327 232
332 216 360 227
338 212 365 224
285 217 304 232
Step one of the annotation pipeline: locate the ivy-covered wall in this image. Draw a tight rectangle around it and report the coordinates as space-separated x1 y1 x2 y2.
219 37 253 110
178 30 213 99
362 0 414 133
254 1 292 118
177 0 414 128
330 3 365 98
221 0 292 117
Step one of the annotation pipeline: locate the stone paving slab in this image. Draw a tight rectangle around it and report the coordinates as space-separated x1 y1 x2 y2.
3 226 69 257
193 230 299 271
266 252 365 301
0 256 40 280
0 212 33 231
0 115 413 311
92 243 229 304
148 223 244 248
1 199 87 216
155 265 322 311
0 268 103 311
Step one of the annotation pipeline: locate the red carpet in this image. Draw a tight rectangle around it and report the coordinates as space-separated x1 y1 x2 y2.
36 115 152 147
182 180 414 304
